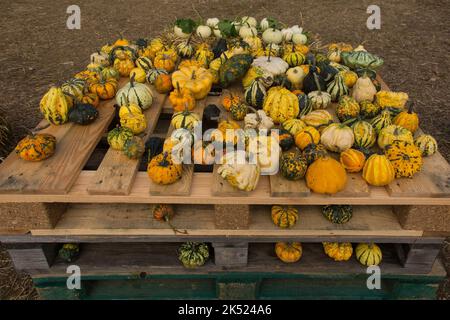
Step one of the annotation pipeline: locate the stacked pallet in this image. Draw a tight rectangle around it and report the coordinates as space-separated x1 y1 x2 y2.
0 77 449 300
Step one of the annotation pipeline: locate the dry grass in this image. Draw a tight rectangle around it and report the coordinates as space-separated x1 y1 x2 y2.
0 244 38 300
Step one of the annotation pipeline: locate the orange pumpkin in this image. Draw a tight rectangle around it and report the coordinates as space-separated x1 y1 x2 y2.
340 148 366 173
154 53 176 72
169 83 196 112
113 58 135 77
306 156 347 194
80 92 100 108
154 74 173 94
89 77 118 100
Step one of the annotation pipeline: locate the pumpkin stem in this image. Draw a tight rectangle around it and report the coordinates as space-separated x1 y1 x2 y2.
407 102 414 114
176 82 181 94
303 130 316 147
130 73 136 87
312 72 322 94
191 70 196 80
267 43 272 62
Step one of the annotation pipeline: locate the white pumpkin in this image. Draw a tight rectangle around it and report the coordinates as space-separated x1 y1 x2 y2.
218 151 261 191
239 26 257 39
292 33 307 45
213 28 222 38
244 110 274 130
281 28 294 42
260 18 270 31
196 25 212 38
246 135 280 174
241 16 257 27
320 123 355 152
174 25 190 38
351 74 377 103
262 28 283 44
116 81 154 110
286 67 306 89
290 25 303 35
206 18 219 28
252 56 289 76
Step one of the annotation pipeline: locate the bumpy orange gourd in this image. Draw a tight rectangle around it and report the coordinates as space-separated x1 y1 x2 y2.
113 58 135 77
147 152 183 185
89 77 118 100
154 74 173 94
306 156 347 194
275 242 303 263
154 53 176 72
15 133 57 161
323 242 353 261
340 148 366 173
169 84 196 112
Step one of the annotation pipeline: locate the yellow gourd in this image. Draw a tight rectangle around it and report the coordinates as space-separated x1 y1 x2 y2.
362 153 395 186
171 66 214 100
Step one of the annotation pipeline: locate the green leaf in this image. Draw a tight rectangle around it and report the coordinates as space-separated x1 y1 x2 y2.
218 20 237 38
266 17 280 29
175 19 197 34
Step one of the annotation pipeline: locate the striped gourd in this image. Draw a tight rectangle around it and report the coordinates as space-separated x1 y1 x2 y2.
116 78 154 110
355 243 382 266
171 110 201 131
414 134 438 156
297 93 312 117
326 73 349 102
370 110 391 134
244 80 266 109
178 242 209 268
282 119 307 137
283 51 305 67
135 57 154 71
359 100 380 119
61 78 85 100
352 120 376 148
146 68 168 84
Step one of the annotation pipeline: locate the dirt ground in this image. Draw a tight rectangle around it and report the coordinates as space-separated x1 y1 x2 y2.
0 0 449 299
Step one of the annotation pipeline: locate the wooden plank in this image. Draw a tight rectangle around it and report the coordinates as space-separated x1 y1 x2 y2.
1 171 449 205
269 172 310 197
149 98 207 196
31 204 423 238
0 78 128 194
26 243 447 277
87 86 167 195
0 171 447 205
334 173 370 197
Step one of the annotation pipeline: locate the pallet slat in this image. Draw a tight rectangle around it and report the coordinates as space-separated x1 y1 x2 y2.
25 242 446 277
0 78 128 194
87 86 167 195
31 204 423 239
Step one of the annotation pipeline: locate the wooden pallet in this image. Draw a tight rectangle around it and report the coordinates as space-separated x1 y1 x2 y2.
0 76 447 206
